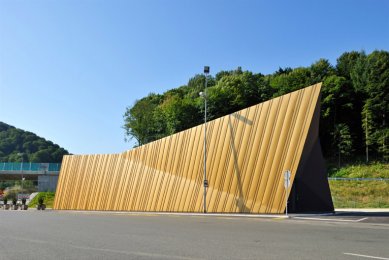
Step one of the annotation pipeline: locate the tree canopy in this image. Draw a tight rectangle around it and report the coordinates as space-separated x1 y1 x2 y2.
0 122 69 162
123 50 389 164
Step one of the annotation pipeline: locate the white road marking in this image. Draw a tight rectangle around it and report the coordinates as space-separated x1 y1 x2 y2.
356 217 369 222
343 252 389 259
293 217 368 222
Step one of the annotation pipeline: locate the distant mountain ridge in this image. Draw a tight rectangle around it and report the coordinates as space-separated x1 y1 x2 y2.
0 121 69 162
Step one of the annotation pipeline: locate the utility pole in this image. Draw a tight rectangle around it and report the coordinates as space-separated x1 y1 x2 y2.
200 66 210 213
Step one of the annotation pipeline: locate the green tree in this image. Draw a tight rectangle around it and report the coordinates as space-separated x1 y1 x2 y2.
333 123 353 167
350 51 368 93
160 94 201 135
186 74 216 98
353 50 389 161
310 59 335 83
270 67 312 96
362 100 374 162
0 122 69 162
336 51 363 79
365 51 389 160
208 70 264 120
121 50 388 165
123 93 166 146
320 75 354 157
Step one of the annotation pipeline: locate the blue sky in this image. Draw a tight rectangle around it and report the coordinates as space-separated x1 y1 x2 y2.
0 0 388 155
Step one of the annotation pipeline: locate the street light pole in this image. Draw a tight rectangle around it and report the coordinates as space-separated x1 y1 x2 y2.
201 66 210 213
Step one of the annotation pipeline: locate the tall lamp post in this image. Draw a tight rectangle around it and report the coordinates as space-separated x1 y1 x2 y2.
199 66 210 213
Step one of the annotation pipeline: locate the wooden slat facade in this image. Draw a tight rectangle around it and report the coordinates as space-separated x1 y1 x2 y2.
54 83 332 213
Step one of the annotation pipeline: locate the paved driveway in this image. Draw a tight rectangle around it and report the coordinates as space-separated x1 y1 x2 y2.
0 210 388 259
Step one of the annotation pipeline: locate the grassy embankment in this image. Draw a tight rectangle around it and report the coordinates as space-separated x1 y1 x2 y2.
328 162 389 208
28 192 55 208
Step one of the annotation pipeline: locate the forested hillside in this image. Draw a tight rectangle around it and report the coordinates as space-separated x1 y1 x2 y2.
0 122 69 162
124 50 388 164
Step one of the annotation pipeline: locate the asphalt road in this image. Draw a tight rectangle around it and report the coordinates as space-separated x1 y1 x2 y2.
0 210 388 260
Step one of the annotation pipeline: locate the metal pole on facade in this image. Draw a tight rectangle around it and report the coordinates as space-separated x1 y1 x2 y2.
200 66 210 213
284 170 291 218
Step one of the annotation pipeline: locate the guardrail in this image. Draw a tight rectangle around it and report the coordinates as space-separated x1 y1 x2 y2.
0 162 61 172
328 177 389 181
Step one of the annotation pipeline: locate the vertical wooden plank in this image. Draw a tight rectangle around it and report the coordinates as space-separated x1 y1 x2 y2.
55 84 322 214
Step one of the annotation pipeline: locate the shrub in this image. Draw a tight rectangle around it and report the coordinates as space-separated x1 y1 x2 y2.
29 192 55 208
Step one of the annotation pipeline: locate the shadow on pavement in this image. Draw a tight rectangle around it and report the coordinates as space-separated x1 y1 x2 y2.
335 211 389 217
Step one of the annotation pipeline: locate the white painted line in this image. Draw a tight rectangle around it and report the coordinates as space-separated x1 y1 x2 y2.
293 217 368 222
343 252 389 260
356 217 369 222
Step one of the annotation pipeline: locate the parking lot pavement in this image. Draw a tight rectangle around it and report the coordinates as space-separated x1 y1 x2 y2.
0 209 388 260
37 207 389 225
25 207 389 225
291 209 389 225
63 208 389 225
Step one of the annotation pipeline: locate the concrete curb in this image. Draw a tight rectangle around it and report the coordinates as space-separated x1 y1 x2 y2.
55 210 289 219
12 208 389 218
335 208 389 213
